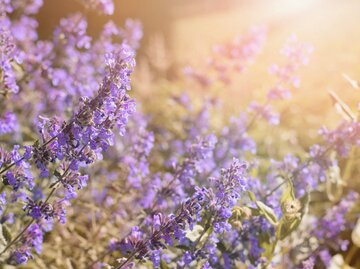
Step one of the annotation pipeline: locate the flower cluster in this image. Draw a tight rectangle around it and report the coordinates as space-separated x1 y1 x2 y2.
0 0 140 264
195 158 248 233
0 2 359 269
79 0 115 15
268 34 313 100
184 26 267 87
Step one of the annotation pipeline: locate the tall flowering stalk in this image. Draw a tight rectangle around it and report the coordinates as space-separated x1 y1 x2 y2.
0 1 359 268
107 158 248 268
184 26 267 87
0 41 136 263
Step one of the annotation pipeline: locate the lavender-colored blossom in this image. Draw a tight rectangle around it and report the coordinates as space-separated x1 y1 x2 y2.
10 0 43 15
54 13 91 49
301 256 315 269
120 19 143 50
11 16 38 43
320 122 360 157
230 216 272 266
0 191 6 216
268 34 313 100
2 145 34 191
145 134 217 211
185 26 267 87
0 2 359 268
0 9 20 94
0 112 18 135
120 113 154 188
248 102 280 125
11 223 43 264
195 158 248 233
80 0 114 15
312 191 359 240
112 199 202 267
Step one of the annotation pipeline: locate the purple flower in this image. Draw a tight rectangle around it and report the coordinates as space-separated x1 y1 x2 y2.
268 34 313 96
0 112 18 135
312 191 359 240
149 249 161 268
11 0 43 15
54 13 91 49
120 19 143 50
248 102 280 125
2 145 34 190
79 0 114 15
301 256 315 269
320 122 360 157
0 10 20 94
194 158 248 234
11 223 43 264
120 113 154 188
112 199 202 265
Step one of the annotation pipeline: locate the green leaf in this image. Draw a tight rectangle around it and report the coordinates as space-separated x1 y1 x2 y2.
247 191 257 202
197 227 214 250
276 217 301 240
299 192 310 217
255 200 278 226
248 191 278 226
280 180 295 209
176 245 190 251
185 224 203 242
0 224 8 253
196 260 210 269
54 169 62 179
276 192 310 240
248 207 261 217
217 241 227 252
160 259 170 269
1 225 11 243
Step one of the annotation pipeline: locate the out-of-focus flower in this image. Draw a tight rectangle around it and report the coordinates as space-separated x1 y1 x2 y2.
79 0 114 15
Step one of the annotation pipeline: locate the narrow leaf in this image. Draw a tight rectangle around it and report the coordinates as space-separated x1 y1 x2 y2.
160 259 170 269
343 73 359 89
329 90 356 122
255 200 278 226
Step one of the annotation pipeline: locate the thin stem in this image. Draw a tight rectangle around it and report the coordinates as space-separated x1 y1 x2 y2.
193 215 213 251
0 220 34 256
0 157 24 175
114 201 191 269
0 184 58 257
89 249 113 268
115 251 136 269
0 119 76 178
203 100 269 180
264 177 286 199
246 99 270 130
0 146 81 257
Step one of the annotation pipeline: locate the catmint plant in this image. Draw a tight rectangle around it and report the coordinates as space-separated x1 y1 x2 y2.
0 1 359 269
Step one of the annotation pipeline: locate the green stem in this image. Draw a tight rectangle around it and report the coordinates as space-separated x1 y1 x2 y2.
0 149 79 256
193 215 213 251
0 158 24 175
0 219 34 256
263 177 286 199
345 244 358 265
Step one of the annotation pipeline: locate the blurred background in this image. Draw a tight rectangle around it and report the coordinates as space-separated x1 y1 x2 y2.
36 0 360 147
36 0 360 72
